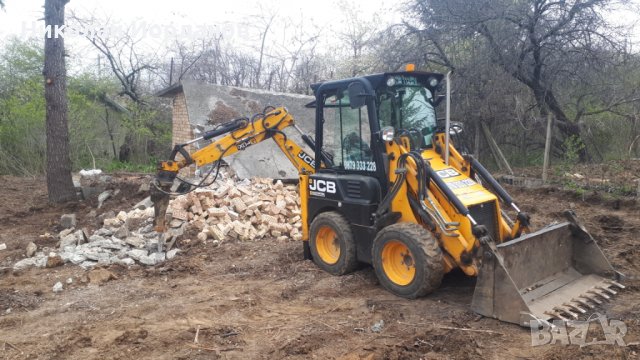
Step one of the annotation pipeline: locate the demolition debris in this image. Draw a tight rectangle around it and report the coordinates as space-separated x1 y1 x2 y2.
13 176 302 271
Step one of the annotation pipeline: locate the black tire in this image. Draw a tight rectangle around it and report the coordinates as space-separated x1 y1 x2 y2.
309 211 358 275
372 223 444 298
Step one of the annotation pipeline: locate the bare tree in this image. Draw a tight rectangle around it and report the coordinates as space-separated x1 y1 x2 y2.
409 0 638 161
338 2 382 77
70 13 155 104
44 0 76 203
254 12 276 88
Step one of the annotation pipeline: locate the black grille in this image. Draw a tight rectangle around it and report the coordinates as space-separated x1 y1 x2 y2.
468 201 499 241
346 180 362 198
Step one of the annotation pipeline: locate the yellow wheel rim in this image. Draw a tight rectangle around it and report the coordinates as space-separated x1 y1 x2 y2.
381 240 415 286
316 225 340 264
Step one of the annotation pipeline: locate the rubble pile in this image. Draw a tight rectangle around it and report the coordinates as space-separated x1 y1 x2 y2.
14 207 177 271
13 175 303 271
172 178 303 243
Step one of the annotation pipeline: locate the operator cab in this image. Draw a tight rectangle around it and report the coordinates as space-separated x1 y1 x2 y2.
307 70 445 263
310 71 444 171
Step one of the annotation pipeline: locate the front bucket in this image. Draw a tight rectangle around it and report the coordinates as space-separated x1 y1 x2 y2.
471 211 624 327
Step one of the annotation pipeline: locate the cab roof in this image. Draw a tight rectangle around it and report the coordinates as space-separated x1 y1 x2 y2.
309 71 445 95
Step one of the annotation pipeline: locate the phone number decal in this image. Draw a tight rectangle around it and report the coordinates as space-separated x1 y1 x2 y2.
344 161 376 171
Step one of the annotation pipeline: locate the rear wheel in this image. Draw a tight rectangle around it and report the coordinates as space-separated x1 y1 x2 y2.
372 223 444 298
309 212 358 275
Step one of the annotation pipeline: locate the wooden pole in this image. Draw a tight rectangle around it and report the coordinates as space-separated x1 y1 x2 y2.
480 122 513 175
542 114 553 183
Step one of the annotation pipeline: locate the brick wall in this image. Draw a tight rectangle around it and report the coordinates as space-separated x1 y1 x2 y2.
171 91 195 175
172 92 192 147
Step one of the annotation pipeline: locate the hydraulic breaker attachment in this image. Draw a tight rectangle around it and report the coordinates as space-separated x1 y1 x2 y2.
150 183 171 233
471 210 624 327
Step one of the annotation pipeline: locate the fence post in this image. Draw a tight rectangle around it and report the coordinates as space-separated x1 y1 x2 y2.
542 114 553 183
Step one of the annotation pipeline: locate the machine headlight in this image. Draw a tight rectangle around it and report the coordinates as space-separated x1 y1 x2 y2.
386 77 396 87
427 76 439 88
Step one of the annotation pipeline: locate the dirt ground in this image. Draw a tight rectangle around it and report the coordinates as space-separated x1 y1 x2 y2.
0 173 638 359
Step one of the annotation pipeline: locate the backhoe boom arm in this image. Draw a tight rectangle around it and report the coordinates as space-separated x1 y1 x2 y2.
152 107 316 231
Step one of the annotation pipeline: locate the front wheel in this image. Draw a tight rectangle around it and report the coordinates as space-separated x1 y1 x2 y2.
309 212 358 276
372 223 444 298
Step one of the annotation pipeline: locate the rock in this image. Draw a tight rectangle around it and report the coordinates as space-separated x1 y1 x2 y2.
128 249 148 261
59 228 75 238
60 233 78 249
118 258 135 266
110 237 126 247
87 209 97 218
138 252 164 266
138 182 151 194
114 226 129 239
34 255 48 268
169 224 185 238
85 251 112 264
0 243 6 251
103 217 122 229
81 185 104 201
26 242 37 257
137 224 153 234
124 236 145 248
116 211 128 222
13 258 36 271
126 212 148 230
88 268 117 285
66 277 73 284
169 219 184 228
98 210 115 225
65 253 87 265
97 190 112 208
60 213 77 229
79 261 98 270
88 234 106 243
371 320 384 333
52 282 63 293
94 227 113 237
87 239 123 251
98 175 112 183
166 249 180 260
46 254 65 268
133 196 153 210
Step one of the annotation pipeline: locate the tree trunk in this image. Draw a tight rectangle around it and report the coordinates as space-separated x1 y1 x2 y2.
44 0 76 203
531 84 590 162
103 106 118 159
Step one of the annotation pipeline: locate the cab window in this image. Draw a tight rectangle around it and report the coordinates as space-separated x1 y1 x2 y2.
378 82 437 148
322 89 376 172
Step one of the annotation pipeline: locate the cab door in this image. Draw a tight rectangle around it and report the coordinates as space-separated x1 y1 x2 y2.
309 79 387 262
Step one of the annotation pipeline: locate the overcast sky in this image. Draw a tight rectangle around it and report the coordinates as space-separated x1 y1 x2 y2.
0 0 398 46
0 0 637 68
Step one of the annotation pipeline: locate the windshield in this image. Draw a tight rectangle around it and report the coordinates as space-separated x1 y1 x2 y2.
378 84 437 148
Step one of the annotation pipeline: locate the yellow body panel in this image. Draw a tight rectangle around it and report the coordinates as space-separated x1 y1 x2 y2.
299 174 310 241
385 132 512 276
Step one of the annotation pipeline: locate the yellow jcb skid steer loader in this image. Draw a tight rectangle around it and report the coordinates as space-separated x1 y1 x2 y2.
151 67 624 327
